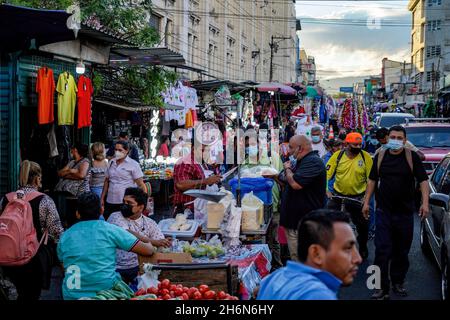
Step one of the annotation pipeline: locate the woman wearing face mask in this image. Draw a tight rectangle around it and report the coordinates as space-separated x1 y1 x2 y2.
107 188 171 284
101 141 147 221
0 161 64 300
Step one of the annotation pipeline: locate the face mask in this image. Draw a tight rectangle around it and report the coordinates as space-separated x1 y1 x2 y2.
386 139 404 151
349 147 361 155
369 139 378 145
115 151 126 159
311 136 321 143
121 204 134 218
249 146 258 157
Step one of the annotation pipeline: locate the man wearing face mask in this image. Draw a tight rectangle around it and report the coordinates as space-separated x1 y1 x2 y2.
108 188 171 284
310 126 327 158
278 135 326 262
326 132 373 259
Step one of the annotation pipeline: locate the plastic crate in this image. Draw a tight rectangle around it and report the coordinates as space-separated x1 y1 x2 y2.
229 177 273 205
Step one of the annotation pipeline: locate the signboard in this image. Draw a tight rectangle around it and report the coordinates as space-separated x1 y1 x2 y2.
339 87 353 93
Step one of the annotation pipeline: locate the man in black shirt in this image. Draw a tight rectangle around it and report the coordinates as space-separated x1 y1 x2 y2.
279 135 327 261
363 125 429 300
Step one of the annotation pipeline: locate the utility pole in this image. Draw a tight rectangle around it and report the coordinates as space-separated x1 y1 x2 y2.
402 60 407 104
431 62 435 99
269 35 291 82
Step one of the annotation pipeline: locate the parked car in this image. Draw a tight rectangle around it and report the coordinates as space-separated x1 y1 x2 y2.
421 153 450 300
376 112 415 128
403 121 450 175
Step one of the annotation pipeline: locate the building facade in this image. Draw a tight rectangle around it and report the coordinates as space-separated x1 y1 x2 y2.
150 0 298 83
299 48 316 85
409 0 449 95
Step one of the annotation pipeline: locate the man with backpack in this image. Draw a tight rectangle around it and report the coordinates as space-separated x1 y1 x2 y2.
326 132 373 260
363 125 429 300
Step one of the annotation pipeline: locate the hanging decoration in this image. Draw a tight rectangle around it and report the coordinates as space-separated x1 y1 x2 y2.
149 110 160 159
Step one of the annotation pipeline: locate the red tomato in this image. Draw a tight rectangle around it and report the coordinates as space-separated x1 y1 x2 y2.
181 293 189 300
169 284 177 292
232 296 239 300
175 288 184 296
217 291 227 300
188 287 198 298
193 291 203 300
160 289 170 296
170 291 176 298
161 279 171 289
162 294 171 300
183 287 190 293
135 288 146 296
176 284 183 289
147 287 158 295
198 284 209 294
157 283 162 290
203 290 216 300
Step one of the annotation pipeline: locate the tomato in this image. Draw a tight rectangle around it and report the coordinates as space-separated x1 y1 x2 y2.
176 284 183 289
193 291 203 300
157 283 162 290
170 291 176 298
175 288 184 297
135 288 146 296
130 297 139 300
161 279 171 289
217 291 227 300
231 296 239 300
169 284 177 292
198 284 209 294
181 293 189 300
183 287 190 293
159 288 170 296
147 287 158 295
203 290 216 300
162 294 171 300
188 287 198 298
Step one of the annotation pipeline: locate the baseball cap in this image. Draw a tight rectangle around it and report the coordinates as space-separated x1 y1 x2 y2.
345 132 363 144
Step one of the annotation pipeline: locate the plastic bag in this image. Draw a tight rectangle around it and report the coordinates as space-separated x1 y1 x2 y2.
137 263 161 290
241 192 264 229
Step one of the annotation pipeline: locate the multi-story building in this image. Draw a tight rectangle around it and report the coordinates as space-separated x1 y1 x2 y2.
299 48 316 85
381 58 413 103
149 0 298 83
409 0 449 96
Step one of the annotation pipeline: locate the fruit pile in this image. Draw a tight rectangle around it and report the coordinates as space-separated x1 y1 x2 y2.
132 279 239 300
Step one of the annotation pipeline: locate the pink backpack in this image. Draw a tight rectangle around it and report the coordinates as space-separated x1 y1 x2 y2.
0 190 47 266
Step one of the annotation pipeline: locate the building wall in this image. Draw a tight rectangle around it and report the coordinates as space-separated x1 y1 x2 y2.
151 0 297 83
382 58 412 93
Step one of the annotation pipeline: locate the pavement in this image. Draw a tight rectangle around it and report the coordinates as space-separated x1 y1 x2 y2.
339 214 442 300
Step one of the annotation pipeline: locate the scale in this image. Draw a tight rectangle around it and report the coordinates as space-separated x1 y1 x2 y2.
183 189 228 203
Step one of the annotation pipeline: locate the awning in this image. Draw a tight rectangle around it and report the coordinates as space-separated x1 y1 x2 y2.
110 47 185 66
191 80 252 92
94 99 156 112
0 4 131 52
256 82 297 95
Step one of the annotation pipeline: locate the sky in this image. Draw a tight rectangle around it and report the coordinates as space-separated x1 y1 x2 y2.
296 0 411 88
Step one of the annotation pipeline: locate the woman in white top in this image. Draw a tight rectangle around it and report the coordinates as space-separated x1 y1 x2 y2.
90 142 108 199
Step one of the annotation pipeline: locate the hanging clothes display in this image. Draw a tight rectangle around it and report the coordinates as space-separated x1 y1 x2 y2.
47 124 59 158
57 71 77 126
36 66 56 125
185 109 194 129
77 75 93 129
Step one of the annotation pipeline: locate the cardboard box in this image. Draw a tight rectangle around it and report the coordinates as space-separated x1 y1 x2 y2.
139 253 193 272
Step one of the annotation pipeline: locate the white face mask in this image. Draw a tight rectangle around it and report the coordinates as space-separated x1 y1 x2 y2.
115 151 126 159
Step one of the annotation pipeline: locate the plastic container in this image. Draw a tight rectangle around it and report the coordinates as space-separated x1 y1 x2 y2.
229 177 273 205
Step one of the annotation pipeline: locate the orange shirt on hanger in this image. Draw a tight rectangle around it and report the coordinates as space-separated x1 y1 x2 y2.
36 67 55 124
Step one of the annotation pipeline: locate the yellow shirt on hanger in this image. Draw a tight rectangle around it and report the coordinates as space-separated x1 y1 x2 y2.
57 72 78 125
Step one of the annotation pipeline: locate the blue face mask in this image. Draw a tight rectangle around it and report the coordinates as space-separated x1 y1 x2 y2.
311 136 321 143
370 139 378 145
385 139 404 151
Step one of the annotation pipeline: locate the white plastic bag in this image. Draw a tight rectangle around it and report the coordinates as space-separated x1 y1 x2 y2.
137 263 161 290
242 192 264 228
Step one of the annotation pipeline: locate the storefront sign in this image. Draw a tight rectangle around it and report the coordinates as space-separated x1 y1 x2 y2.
340 87 353 93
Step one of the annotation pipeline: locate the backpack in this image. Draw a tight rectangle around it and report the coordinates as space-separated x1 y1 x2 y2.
329 149 368 182
0 190 48 266
376 147 413 174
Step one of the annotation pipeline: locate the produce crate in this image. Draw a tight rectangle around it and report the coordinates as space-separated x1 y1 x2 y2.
150 263 239 296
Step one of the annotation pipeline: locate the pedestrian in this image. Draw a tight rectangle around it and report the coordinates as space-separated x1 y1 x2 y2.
363 125 429 300
57 192 154 300
326 132 373 259
107 188 171 284
101 141 147 220
376 127 425 160
278 135 326 262
0 160 64 300
311 126 327 158
90 142 108 199
106 131 140 163
363 128 380 155
157 136 170 158
256 209 362 300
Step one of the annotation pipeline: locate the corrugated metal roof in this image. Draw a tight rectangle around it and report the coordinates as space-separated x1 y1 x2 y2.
110 47 186 66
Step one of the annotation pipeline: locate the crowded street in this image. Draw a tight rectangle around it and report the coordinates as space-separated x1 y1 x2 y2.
1 0 450 306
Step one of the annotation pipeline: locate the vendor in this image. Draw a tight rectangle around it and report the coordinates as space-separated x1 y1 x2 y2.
157 136 170 158
173 137 222 214
107 187 171 284
57 192 155 300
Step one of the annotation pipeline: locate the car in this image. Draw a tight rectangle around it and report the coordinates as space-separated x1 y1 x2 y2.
403 120 450 175
376 112 415 128
421 153 450 299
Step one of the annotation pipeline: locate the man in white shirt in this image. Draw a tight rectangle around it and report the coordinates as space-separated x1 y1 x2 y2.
311 126 327 158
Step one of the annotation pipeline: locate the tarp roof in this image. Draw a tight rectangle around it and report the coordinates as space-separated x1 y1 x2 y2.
110 47 186 66
0 4 131 52
191 80 252 92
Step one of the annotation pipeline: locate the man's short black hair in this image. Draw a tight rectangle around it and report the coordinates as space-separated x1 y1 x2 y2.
119 131 129 139
375 127 389 140
388 125 407 137
115 140 130 151
297 209 351 262
77 192 101 221
124 187 148 208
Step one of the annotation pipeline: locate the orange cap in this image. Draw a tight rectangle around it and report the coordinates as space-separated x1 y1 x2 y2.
345 132 363 144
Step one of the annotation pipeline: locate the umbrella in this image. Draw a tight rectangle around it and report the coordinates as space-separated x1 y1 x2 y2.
306 86 319 98
256 82 297 95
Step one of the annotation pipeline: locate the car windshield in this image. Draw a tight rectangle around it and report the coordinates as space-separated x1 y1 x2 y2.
405 127 450 148
379 115 414 128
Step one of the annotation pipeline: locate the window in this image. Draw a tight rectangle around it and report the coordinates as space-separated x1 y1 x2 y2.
428 0 442 6
431 158 450 192
426 45 441 58
208 43 217 73
427 71 433 82
441 168 450 195
427 20 441 31
149 13 161 33
420 48 424 68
